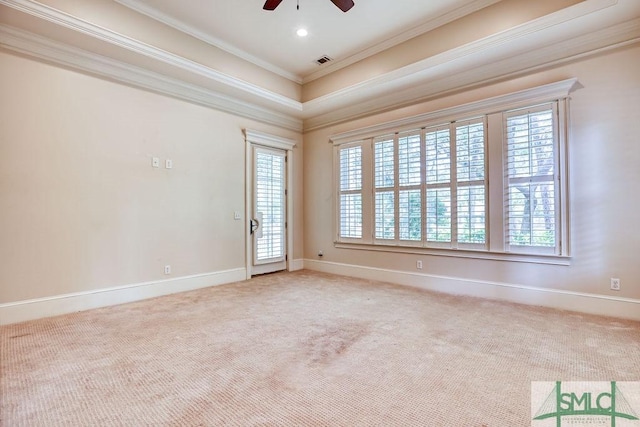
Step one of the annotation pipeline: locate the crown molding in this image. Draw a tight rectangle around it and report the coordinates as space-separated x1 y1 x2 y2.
0 25 303 132
114 0 302 84
329 78 579 145
0 0 303 113
301 0 502 84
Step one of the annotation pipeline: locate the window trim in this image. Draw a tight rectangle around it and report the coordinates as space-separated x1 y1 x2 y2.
331 79 577 262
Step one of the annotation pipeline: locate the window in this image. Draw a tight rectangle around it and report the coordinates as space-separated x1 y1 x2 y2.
505 104 559 254
333 80 573 259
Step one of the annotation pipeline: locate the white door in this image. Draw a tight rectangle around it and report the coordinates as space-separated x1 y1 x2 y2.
251 146 287 275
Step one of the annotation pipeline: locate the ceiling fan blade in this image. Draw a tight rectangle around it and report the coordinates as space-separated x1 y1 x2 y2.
330 0 355 12
263 0 283 11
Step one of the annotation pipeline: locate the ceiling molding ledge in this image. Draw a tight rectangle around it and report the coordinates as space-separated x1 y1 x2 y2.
114 0 302 84
302 0 620 119
304 31 639 131
0 24 303 132
303 18 639 130
0 0 303 113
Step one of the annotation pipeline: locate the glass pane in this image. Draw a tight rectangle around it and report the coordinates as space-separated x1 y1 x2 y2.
456 122 485 182
426 188 451 242
426 128 451 184
506 110 554 179
340 194 362 238
507 182 555 247
339 146 362 191
255 151 285 261
375 139 394 188
375 191 395 239
398 132 421 186
399 190 421 241
457 185 485 244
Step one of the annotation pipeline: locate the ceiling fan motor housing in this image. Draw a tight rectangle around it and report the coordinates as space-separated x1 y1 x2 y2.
263 0 354 12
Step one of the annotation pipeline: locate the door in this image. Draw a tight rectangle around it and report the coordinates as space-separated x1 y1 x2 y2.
250 146 287 275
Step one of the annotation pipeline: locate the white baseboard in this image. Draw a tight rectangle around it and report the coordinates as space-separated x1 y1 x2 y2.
0 268 246 325
303 259 640 321
290 258 304 272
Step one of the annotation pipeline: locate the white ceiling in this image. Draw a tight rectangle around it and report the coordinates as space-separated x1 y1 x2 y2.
115 0 497 81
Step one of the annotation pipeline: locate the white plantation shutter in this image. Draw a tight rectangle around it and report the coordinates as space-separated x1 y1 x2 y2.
339 145 363 239
455 119 486 246
398 131 422 241
398 132 421 187
340 194 362 238
340 145 362 191
374 136 395 240
505 104 559 252
425 126 452 243
374 137 394 189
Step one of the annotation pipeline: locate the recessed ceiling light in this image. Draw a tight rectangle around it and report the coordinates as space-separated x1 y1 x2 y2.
296 28 308 37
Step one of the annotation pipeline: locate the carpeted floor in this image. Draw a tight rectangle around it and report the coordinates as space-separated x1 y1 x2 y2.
1 270 639 426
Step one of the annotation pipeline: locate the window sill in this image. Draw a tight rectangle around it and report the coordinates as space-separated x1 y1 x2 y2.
333 242 571 266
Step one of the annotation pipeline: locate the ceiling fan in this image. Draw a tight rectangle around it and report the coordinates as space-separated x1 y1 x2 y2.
263 0 355 13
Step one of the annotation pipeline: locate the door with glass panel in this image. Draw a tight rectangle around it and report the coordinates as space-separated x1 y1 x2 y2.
250 146 287 275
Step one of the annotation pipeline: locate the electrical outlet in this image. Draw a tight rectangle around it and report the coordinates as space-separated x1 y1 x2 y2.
164 265 171 275
318 250 323 257
152 157 160 168
610 278 620 291
417 260 423 270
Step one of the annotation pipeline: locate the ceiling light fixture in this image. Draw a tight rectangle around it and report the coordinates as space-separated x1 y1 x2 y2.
296 28 308 37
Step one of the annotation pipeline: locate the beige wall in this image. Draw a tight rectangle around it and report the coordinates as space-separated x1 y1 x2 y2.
303 44 640 300
1 40 638 311
0 51 303 303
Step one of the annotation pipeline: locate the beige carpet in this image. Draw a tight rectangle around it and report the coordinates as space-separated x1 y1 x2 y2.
1 270 639 426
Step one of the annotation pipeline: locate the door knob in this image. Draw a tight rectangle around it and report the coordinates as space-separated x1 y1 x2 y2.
250 218 260 235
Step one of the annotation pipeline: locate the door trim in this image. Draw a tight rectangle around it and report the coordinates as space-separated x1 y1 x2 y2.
244 129 296 279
